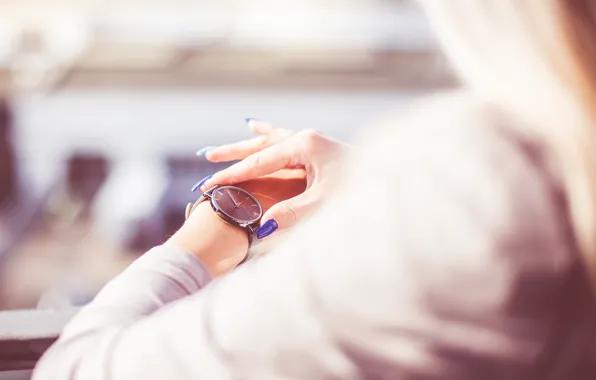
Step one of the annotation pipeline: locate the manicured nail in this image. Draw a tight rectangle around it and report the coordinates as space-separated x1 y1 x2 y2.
196 146 217 156
256 219 278 239
191 175 213 192
245 118 258 127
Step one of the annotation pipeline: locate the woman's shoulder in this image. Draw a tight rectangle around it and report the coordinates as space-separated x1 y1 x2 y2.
362 90 563 194
353 90 578 279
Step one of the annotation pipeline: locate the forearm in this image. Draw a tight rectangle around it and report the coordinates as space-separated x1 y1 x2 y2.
32 243 213 380
48 202 250 345
33 171 307 379
32 244 228 380
33 220 240 380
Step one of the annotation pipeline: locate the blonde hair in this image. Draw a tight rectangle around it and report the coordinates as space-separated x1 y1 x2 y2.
419 0 596 285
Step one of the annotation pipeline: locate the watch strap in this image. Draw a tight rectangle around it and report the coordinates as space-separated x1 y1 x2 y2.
237 229 254 265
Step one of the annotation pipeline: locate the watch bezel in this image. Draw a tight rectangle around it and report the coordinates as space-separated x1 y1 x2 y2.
208 185 263 228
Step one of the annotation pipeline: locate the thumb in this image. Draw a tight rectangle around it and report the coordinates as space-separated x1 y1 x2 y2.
255 191 319 239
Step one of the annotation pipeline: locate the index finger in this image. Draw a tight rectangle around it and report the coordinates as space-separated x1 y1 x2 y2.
206 136 267 162
202 142 298 189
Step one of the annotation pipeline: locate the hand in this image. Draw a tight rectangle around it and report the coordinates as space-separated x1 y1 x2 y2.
169 169 306 276
199 119 349 239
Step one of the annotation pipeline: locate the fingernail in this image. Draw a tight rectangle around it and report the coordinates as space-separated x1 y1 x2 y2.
191 174 213 192
256 219 278 239
245 118 257 126
196 146 217 156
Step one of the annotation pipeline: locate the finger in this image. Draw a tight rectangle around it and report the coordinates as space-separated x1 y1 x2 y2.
207 122 292 163
256 191 319 238
247 118 294 140
246 118 275 135
203 141 298 189
206 136 267 162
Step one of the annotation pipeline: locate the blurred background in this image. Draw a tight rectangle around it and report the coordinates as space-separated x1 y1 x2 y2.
0 0 453 311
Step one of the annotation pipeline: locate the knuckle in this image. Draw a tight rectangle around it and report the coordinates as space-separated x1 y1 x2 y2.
246 153 262 171
299 128 320 139
296 129 323 150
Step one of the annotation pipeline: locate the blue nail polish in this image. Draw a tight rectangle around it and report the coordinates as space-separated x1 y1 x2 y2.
256 219 278 239
245 117 257 125
196 146 217 156
191 174 213 192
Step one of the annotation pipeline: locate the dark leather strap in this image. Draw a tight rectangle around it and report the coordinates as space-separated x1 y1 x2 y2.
236 231 253 266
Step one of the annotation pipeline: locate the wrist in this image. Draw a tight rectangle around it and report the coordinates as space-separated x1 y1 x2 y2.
168 170 307 276
167 200 249 277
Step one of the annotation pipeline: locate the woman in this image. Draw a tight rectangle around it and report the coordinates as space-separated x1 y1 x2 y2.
34 1 596 379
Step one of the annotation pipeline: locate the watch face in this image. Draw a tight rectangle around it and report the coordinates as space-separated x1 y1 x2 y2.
211 186 262 224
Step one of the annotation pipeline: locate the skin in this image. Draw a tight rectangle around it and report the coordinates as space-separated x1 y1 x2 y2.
167 169 306 277
202 121 348 232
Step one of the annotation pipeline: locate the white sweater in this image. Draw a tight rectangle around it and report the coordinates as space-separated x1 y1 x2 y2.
33 94 596 379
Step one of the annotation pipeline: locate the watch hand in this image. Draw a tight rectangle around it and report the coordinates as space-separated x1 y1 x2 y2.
227 191 240 207
237 197 250 207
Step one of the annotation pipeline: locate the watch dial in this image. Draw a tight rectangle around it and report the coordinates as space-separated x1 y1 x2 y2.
212 186 262 223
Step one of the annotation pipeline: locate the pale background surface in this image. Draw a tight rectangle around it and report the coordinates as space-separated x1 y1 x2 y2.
0 0 452 311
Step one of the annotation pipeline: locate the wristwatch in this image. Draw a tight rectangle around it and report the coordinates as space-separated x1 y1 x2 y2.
185 185 263 265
